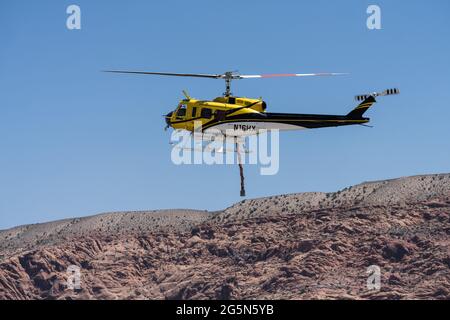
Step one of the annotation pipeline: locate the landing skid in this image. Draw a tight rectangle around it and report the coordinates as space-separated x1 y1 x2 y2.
169 131 251 153
170 144 251 154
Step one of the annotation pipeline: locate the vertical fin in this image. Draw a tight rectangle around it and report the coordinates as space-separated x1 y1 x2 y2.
347 96 377 118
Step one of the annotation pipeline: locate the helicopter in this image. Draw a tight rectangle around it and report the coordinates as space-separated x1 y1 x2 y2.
104 70 399 196
105 70 399 137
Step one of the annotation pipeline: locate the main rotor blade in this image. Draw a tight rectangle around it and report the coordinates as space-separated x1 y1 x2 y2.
239 72 348 79
103 70 221 79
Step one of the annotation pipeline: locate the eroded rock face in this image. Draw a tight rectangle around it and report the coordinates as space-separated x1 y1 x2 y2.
0 174 449 300
382 240 415 262
1 199 449 300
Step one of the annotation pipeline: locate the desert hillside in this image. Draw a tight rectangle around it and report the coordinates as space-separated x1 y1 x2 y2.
0 173 449 299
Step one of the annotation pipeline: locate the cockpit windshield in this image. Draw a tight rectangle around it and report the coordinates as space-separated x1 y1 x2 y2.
176 104 187 119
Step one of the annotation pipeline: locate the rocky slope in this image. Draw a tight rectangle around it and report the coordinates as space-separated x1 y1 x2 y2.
0 209 212 261
0 174 449 300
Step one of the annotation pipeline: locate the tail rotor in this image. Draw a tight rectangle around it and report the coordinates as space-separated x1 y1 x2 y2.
355 88 400 101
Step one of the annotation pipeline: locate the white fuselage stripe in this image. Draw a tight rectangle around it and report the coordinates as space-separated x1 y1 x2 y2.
204 121 306 137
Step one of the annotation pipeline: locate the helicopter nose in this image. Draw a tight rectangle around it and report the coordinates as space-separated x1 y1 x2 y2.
165 111 173 125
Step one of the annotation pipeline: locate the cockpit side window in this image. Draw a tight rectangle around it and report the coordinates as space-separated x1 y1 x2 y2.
200 108 212 119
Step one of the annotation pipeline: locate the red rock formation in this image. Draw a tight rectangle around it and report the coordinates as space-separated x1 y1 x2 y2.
1 199 449 300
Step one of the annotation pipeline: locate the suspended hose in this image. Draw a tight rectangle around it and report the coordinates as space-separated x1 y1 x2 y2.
235 142 246 197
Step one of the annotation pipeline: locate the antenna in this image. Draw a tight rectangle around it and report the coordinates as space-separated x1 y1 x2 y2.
182 90 191 100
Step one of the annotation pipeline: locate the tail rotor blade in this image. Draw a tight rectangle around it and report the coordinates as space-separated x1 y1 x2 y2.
355 88 400 101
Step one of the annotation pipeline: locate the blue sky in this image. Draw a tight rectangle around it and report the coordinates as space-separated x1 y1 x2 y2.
1 0 449 229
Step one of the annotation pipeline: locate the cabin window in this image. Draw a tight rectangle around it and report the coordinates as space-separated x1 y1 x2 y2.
192 107 197 118
201 108 212 118
215 110 226 121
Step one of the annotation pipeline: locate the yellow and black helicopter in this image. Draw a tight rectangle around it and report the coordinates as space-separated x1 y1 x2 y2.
105 70 398 136
105 70 399 196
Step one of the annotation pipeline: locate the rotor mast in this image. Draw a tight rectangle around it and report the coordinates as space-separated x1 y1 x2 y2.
224 77 232 97
222 72 235 97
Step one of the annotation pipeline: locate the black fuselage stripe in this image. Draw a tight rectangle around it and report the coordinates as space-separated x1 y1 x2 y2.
201 113 368 131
